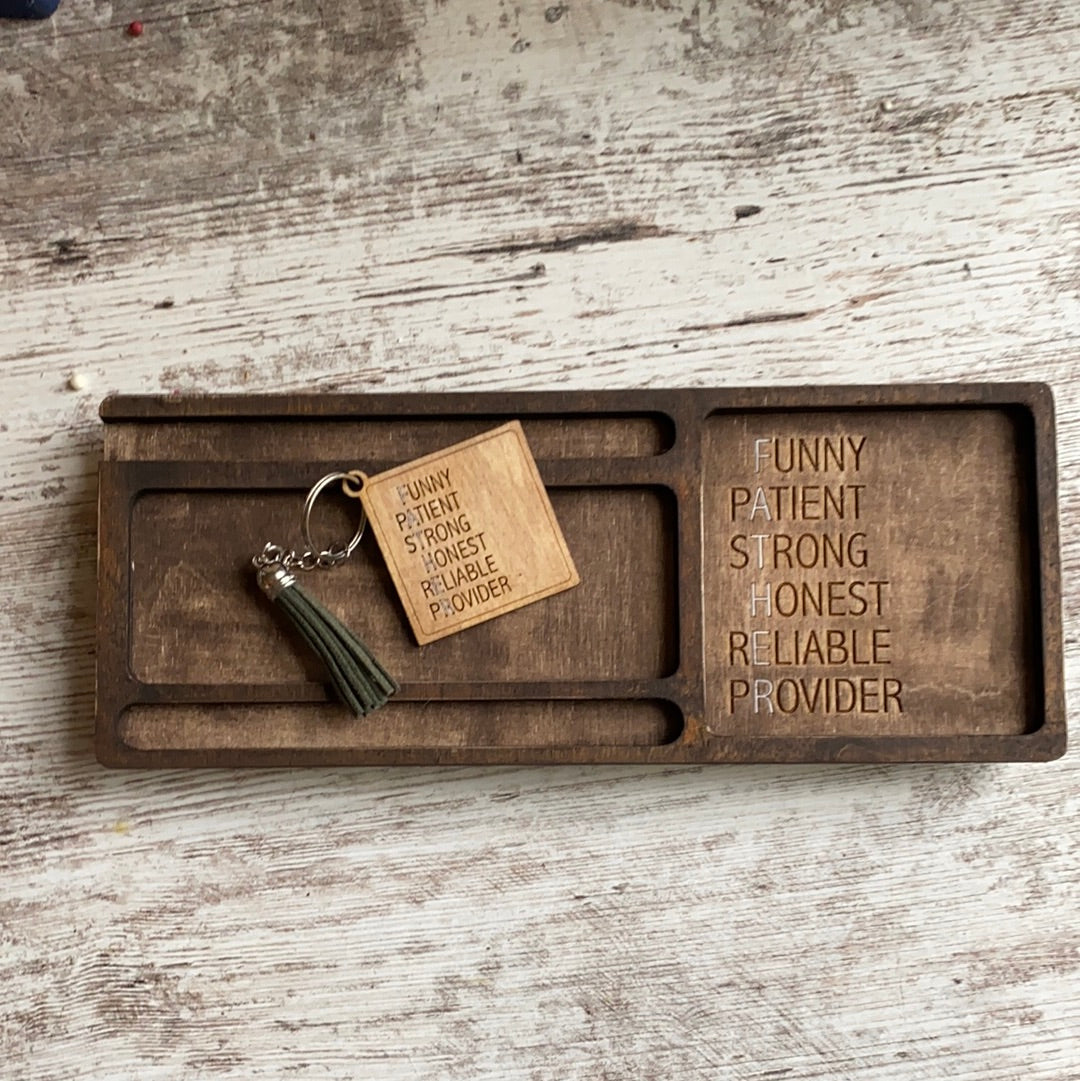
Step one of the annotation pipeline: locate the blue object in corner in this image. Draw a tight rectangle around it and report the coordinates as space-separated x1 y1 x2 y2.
0 0 62 18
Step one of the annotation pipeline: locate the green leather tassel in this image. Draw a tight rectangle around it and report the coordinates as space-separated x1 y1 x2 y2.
257 564 398 717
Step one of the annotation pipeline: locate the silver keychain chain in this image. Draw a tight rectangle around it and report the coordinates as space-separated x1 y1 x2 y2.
251 471 367 573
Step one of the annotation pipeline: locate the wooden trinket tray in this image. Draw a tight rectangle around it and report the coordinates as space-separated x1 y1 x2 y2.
95 385 1065 767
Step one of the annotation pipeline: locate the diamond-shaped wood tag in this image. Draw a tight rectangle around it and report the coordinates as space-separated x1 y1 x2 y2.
354 421 579 644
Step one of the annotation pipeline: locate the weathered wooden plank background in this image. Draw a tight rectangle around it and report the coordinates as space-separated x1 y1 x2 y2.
1 0 1077 1077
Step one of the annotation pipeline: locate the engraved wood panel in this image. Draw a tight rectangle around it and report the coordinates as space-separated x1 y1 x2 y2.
357 422 580 643
703 408 1039 738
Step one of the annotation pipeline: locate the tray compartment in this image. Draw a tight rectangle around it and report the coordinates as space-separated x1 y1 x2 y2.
129 486 679 686
106 414 674 463
702 407 1041 738
118 699 684 752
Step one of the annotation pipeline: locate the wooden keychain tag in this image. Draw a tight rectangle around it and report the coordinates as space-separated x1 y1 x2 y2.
351 421 579 644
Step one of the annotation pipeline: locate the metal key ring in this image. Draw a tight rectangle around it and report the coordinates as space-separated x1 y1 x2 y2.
301 472 367 565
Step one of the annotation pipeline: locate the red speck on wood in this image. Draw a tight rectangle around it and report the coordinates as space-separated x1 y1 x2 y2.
127 21 144 37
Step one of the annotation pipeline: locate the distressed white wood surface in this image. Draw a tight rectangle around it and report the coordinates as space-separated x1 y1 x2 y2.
1 0 1078 1077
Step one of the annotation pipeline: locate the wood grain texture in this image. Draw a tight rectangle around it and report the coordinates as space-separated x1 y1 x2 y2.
1 0 1077 1077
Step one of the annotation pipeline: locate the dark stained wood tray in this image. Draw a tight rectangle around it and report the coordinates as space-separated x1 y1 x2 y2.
95 385 1066 767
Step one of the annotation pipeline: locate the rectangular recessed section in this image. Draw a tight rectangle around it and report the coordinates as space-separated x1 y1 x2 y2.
118 700 684 751
105 414 673 462
129 486 678 685
702 408 1040 738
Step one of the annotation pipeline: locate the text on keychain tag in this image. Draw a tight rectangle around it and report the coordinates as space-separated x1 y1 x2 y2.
349 421 580 644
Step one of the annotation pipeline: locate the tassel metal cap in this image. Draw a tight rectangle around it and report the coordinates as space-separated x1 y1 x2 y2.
257 564 296 600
